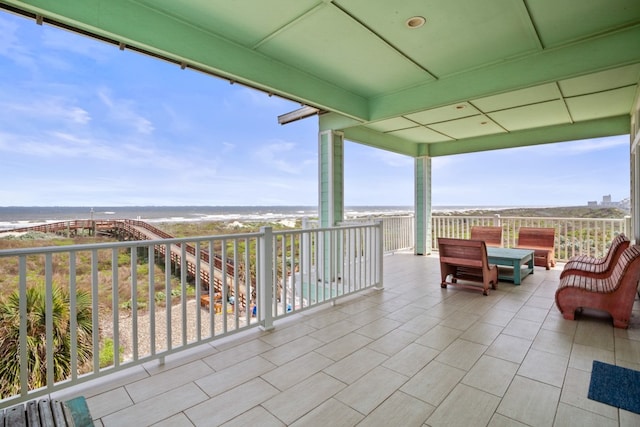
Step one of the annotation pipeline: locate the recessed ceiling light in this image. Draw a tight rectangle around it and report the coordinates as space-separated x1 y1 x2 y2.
405 16 426 29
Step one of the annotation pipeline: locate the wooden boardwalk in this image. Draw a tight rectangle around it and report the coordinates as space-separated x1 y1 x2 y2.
5 219 247 308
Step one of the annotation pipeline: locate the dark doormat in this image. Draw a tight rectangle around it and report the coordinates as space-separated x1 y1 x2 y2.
588 360 640 414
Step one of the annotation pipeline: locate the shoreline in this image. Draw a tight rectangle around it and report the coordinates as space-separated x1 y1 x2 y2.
0 205 630 233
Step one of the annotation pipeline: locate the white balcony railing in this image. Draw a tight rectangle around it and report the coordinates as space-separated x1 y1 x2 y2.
431 215 631 261
0 222 383 406
344 214 630 261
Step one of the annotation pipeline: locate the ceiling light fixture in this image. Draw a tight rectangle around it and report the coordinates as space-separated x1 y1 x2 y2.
405 16 426 29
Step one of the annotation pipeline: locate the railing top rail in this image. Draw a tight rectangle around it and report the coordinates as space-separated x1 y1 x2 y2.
432 215 629 222
0 232 263 257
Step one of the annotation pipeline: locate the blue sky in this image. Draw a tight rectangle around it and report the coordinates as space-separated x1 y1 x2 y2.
0 12 630 207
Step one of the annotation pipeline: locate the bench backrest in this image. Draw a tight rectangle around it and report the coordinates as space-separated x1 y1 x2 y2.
517 227 555 247
604 245 640 292
438 237 488 268
602 233 630 266
470 226 502 247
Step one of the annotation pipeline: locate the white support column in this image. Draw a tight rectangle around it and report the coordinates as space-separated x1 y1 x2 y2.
415 156 432 255
318 130 345 227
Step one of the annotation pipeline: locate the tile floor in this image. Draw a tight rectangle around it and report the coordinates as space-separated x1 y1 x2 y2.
54 253 640 426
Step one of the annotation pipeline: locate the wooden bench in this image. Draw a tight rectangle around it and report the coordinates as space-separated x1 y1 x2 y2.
470 226 503 247
1 396 93 426
515 227 556 269
437 237 498 295
560 233 630 279
555 245 640 328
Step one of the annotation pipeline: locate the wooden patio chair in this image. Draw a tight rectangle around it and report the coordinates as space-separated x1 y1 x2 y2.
560 233 630 279
555 245 640 328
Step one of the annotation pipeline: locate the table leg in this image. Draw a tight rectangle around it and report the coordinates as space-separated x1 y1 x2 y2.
512 260 522 285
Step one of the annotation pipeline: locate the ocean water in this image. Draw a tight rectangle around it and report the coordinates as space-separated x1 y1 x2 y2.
0 205 420 231
0 205 529 231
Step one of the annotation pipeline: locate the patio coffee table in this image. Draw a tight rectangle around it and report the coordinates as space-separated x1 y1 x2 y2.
486 247 534 285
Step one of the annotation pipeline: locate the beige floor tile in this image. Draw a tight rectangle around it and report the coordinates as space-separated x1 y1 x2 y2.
384 305 428 322
261 351 333 391
615 336 640 364
560 367 618 420
323 347 388 384
502 318 542 341
126 359 213 402
435 338 488 371
460 321 504 345
488 413 529 426
515 305 550 323
398 313 443 335
87 387 133 420
554 402 618 427
427 383 500 427
574 317 615 351
357 391 434 427
480 308 517 327
568 343 615 372
347 308 389 326
102 383 208 426
401 360 466 406
620 408 640 427
497 376 560 427
382 342 439 377
260 335 323 365
302 308 350 329
262 372 346 425
438 311 481 331
186 378 279 426
517 348 568 387
354 317 403 339
366 328 418 356
424 302 460 320
485 334 531 363
334 366 408 415
531 329 573 357
541 312 579 336
152 413 196 427
196 355 276 397
308 319 360 343
525 295 555 310
220 406 285 427
202 338 274 371
415 324 462 350
259 323 319 347
314 331 373 361
289 398 363 427
462 355 519 397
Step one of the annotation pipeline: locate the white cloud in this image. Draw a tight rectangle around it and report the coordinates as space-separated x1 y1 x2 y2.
370 150 413 167
1 97 91 124
41 26 111 62
254 141 304 174
97 87 154 134
0 16 36 71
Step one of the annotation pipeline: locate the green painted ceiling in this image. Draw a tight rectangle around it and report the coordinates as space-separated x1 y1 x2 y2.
1 0 639 157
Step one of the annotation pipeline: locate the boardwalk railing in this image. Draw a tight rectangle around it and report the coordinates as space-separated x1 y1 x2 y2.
0 222 383 406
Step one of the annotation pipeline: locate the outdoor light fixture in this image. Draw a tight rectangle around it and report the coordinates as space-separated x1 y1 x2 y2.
405 16 425 29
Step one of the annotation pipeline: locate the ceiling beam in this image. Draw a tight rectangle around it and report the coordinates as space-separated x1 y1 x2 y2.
370 25 640 121
423 116 630 157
